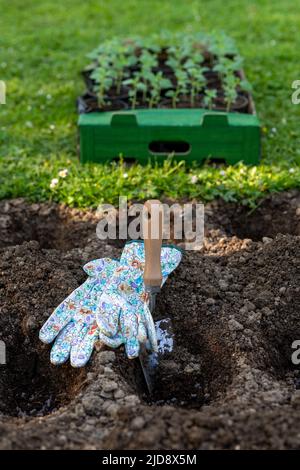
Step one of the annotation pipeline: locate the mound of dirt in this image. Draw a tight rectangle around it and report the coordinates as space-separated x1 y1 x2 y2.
0 193 299 450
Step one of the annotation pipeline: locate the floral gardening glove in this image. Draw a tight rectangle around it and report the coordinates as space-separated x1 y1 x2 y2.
39 258 120 367
96 241 182 359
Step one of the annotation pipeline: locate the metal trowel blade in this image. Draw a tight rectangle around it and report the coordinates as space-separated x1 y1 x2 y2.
139 317 174 394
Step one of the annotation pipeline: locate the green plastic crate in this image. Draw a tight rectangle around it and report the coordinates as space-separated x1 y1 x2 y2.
78 108 260 165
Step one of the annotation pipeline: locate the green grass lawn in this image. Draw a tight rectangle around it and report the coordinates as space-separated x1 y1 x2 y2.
0 0 299 208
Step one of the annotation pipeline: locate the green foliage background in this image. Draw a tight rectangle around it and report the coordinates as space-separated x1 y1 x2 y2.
0 0 299 208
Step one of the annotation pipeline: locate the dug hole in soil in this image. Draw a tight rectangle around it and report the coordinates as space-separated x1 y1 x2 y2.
0 191 300 449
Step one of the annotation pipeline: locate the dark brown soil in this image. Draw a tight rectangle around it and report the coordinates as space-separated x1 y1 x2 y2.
214 93 249 113
77 92 128 114
159 98 204 110
0 191 300 449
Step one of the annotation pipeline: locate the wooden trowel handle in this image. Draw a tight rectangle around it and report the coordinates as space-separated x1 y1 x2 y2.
143 200 163 288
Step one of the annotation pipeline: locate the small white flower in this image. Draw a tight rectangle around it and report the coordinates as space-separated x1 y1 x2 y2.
220 170 226 176
58 169 68 178
190 175 198 184
49 124 55 130
123 173 128 178
50 178 59 189
271 127 277 134
289 168 295 174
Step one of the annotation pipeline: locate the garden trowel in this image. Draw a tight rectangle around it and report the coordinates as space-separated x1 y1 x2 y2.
139 200 175 394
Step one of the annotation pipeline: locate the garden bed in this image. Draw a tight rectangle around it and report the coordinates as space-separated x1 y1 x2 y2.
77 33 260 165
0 192 299 449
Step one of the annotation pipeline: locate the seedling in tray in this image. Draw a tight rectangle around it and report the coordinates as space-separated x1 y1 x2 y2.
123 74 146 109
90 60 113 108
203 88 217 110
184 58 208 107
111 42 137 94
140 50 158 102
148 72 172 108
165 69 189 108
213 55 243 83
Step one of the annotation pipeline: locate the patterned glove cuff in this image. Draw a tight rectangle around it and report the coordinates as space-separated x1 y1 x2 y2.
121 241 182 277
